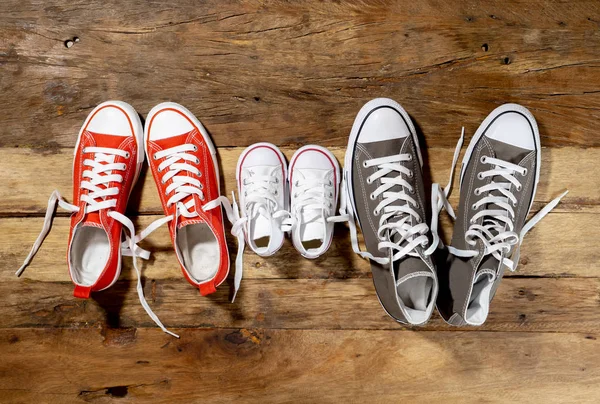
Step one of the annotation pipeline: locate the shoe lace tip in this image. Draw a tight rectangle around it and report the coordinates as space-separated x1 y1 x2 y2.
166 330 180 339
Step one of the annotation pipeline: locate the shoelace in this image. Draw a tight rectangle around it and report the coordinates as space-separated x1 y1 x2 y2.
228 169 289 301
335 153 438 269
433 129 568 273
134 145 242 301
284 174 336 248
15 147 178 338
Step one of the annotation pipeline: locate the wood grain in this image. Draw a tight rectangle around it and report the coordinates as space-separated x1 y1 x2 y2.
1 1 599 402
1 328 598 403
1 277 598 332
1 1 600 149
0 146 588 215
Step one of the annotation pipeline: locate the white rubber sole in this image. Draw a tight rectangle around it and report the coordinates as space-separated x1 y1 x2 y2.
459 103 541 216
144 102 228 286
72 100 145 291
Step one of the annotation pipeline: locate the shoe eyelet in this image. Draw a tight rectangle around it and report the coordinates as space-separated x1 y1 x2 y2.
124 152 130 159
408 155 413 161
408 171 413 178
480 156 488 164
474 188 480 196
374 209 380 215
414 202 420 209
511 200 517 207
195 158 200 164
521 168 528 176
417 217 422 223
158 167 162 172
153 154 158 160
193 145 198 152
409 187 415 195
477 173 484 180
295 181 300 187
274 190 278 196
329 192 333 197
472 203 477 210
362 161 368 168
370 193 376 201
366 177 372 184
470 218 476 224
161 179 166 184
516 185 522 191
328 180 333 186
82 147 87 154
274 178 279 184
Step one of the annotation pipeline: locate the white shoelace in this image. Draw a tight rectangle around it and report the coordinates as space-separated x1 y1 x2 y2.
228 169 289 301
16 147 178 338
335 153 438 269
134 145 243 302
284 175 336 251
433 129 568 273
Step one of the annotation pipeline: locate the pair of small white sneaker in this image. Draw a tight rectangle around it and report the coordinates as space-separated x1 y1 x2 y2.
229 143 340 297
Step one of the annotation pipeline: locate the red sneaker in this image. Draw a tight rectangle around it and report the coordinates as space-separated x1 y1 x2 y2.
138 102 233 296
17 100 177 337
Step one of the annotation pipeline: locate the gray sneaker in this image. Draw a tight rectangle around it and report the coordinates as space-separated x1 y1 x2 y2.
435 104 567 326
336 98 439 325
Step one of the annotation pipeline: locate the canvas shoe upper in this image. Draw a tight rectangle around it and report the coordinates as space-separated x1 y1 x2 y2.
228 142 288 300
337 98 440 325
287 145 340 259
16 101 177 337
434 104 568 326
136 102 233 297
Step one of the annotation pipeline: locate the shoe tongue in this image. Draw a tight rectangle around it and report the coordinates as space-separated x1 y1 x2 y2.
80 212 103 228
484 136 532 165
394 256 431 280
177 214 206 230
476 254 499 278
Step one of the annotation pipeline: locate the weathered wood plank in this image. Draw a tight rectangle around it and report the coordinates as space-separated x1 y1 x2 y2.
1 1 600 148
0 146 588 215
1 209 595 281
0 328 598 403
1 278 598 332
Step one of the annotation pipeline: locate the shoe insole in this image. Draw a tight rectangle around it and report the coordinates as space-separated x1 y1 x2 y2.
176 223 219 283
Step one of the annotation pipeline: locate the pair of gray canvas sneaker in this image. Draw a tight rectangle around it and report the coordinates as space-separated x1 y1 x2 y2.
338 98 567 326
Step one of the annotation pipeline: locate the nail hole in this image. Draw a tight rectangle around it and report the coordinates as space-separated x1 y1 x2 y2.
64 40 74 48
254 96 260 102
73 36 80 43
481 43 489 52
503 56 511 65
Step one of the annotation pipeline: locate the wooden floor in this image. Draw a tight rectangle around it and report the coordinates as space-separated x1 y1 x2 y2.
1 1 599 403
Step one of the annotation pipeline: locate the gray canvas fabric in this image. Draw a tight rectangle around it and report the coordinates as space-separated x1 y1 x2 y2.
437 133 537 325
349 126 436 324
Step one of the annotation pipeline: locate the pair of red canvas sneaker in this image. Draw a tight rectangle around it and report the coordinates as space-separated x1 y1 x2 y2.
17 101 233 337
